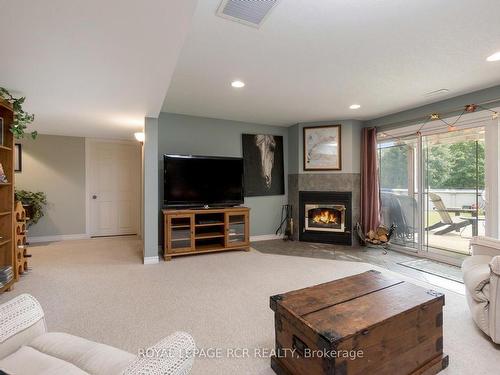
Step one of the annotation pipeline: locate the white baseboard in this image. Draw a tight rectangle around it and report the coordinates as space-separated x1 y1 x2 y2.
250 234 284 242
143 256 160 264
29 233 91 243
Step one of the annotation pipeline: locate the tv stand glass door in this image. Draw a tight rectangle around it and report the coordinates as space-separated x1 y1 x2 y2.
167 214 194 253
225 211 249 248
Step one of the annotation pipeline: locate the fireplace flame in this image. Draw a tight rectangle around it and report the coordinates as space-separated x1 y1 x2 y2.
312 210 338 225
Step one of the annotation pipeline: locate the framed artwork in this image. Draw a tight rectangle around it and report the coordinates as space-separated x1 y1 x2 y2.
14 144 22 172
0 117 3 146
242 134 285 197
303 125 342 171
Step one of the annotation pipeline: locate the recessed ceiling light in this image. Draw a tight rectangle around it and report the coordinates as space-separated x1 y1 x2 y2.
231 80 245 88
425 88 450 97
349 104 361 110
487 52 500 62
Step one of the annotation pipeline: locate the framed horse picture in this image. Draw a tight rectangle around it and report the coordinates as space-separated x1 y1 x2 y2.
303 124 342 171
242 134 284 197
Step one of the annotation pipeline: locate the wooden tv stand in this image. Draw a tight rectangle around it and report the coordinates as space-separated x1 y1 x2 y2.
162 207 250 261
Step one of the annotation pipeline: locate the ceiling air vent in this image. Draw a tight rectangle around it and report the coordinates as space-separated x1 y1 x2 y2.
216 0 281 28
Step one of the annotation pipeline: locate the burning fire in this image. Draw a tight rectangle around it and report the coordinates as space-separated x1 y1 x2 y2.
312 210 338 225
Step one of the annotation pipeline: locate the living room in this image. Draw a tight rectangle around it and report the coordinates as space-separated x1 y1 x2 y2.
1 1 500 374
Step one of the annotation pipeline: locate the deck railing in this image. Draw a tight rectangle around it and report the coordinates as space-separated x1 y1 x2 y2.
381 188 484 210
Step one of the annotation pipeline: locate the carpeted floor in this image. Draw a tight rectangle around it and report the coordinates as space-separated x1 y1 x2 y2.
1 236 499 374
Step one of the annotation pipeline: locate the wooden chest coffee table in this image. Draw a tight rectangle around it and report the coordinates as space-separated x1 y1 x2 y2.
270 270 448 375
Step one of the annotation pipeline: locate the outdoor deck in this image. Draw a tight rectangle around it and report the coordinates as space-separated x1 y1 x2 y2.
426 210 484 255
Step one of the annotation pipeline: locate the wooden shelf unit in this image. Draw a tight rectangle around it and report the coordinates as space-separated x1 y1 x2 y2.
195 222 224 227
14 202 30 278
163 207 250 261
0 239 11 247
0 279 14 293
0 98 15 292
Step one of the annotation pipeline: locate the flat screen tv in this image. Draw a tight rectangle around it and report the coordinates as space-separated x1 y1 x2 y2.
163 154 244 208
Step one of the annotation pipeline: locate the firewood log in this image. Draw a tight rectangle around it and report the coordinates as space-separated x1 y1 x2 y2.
376 226 389 237
367 230 376 240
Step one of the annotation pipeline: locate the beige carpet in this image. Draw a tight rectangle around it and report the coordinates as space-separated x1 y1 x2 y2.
1 236 499 374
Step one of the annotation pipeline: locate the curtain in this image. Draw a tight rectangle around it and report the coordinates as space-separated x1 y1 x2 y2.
361 127 381 233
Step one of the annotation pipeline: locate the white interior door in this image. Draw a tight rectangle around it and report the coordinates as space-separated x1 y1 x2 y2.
88 140 141 237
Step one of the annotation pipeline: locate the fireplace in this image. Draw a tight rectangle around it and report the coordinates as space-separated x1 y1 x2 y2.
299 191 352 245
305 204 345 232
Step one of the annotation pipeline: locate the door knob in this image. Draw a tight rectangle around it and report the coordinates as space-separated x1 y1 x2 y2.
92 195 97 199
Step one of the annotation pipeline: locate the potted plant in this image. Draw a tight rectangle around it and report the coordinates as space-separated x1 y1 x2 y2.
0 87 37 139
14 190 47 227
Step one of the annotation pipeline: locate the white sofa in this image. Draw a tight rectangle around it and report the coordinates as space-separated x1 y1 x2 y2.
0 294 195 374
462 236 500 344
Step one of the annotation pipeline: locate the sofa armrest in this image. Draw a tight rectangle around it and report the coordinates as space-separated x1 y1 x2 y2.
0 294 46 359
470 236 500 258
491 256 500 276
489 256 500 343
122 332 195 375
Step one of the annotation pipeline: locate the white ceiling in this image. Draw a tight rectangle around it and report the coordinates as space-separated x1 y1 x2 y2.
163 0 500 126
0 0 197 139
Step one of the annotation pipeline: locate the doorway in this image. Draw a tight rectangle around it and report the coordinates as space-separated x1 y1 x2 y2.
378 115 493 265
423 128 485 256
86 139 141 237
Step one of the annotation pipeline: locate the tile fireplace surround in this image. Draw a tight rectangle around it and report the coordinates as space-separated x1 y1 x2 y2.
288 173 361 244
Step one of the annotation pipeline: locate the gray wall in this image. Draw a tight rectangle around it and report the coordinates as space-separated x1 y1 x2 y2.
158 113 289 237
144 118 159 259
288 124 299 174
15 134 86 237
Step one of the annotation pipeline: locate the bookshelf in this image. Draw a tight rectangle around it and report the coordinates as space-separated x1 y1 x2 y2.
0 98 15 292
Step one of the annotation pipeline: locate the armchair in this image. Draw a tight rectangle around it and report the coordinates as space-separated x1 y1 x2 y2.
0 294 195 374
462 236 500 343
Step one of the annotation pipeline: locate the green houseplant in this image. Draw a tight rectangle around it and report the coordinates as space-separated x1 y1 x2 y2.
14 190 47 227
0 87 37 139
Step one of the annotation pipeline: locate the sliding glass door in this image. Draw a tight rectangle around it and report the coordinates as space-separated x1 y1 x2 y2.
379 135 419 250
378 123 487 263
423 128 486 256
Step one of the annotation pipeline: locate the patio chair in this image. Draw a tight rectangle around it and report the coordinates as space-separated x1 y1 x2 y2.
394 194 419 241
380 192 418 243
426 192 475 235
380 192 397 228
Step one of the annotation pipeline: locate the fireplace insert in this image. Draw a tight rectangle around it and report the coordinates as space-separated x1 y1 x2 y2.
299 191 352 245
305 204 345 232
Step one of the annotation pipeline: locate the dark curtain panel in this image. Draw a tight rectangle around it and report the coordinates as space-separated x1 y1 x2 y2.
361 127 381 233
